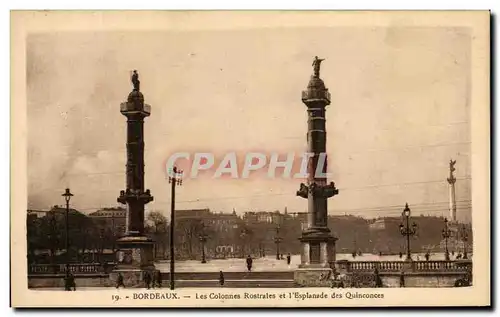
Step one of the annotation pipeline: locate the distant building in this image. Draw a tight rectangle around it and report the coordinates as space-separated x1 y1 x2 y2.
369 219 387 230
27 210 48 219
288 212 308 231
175 208 241 258
368 218 402 254
176 208 211 220
243 211 283 225
45 205 85 219
88 207 127 235
207 210 240 232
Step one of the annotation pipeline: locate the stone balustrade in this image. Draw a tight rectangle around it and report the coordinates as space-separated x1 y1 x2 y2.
335 260 472 273
28 263 109 275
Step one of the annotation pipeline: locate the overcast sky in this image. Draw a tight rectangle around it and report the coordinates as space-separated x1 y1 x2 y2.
27 27 472 221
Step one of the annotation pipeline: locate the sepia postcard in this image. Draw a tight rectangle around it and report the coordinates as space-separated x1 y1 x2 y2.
10 10 490 308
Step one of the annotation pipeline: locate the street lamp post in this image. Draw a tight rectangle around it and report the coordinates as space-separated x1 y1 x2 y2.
62 188 73 275
442 218 452 261
168 166 183 290
274 225 283 260
461 225 469 260
199 223 207 264
399 203 417 261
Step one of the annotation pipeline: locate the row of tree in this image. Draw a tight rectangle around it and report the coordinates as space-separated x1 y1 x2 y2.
27 207 473 265
27 208 112 264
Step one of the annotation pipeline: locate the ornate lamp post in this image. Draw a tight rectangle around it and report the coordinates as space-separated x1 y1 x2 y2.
274 225 283 260
399 203 417 261
442 218 452 261
240 227 252 257
239 231 247 257
199 222 207 263
461 225 469 259
61 188 73 274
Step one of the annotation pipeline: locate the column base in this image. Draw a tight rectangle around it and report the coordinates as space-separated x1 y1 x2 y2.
295 229 337 287
114 234 155 269
298 229 337 267
111 234 156 288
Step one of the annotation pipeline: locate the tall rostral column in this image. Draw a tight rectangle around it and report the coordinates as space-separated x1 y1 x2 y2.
111 71 155 287
447 159 457 223
294 57 339 287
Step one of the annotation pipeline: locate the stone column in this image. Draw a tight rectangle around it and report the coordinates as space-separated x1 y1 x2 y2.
294 57 339 287
111 72 156 288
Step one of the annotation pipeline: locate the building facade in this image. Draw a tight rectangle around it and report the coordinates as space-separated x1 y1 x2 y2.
88 207 127 236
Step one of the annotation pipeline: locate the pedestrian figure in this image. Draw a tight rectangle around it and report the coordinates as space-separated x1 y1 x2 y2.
116 273 125 289
425 252 430 261
286 253 291 266
144 271 152 289
154 270 162 288
399 271 405 288
69 272 76 291
399 252 403 259
374 268 383 288
246 255 253 272
330 267 345 288
64 272 76 291
64 273 71 291
151 270 156 289
219 271 225 286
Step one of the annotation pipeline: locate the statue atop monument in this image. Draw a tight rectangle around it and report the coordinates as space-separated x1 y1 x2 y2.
131 70 140 91
449 159 456 173
312 56 325 78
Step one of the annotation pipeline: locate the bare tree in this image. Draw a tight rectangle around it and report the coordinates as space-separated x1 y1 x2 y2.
146 211 168 259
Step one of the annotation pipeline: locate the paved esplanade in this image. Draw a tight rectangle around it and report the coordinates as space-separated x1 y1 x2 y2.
154 253 454 273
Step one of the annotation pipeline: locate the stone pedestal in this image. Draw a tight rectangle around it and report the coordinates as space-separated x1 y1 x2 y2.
298 231 337 267
109 269 147 288
110 235 155 288
294 267 334 287
295 230 337 287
